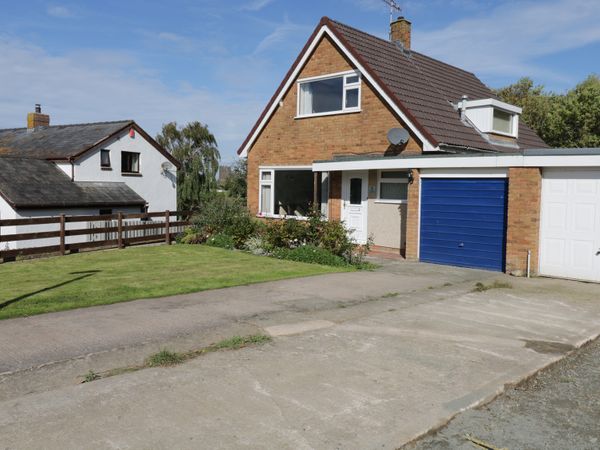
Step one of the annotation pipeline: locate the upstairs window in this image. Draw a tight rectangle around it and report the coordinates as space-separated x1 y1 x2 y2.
121 151 140 174
493 109 513 135
100 149 111 168
297 72 361 117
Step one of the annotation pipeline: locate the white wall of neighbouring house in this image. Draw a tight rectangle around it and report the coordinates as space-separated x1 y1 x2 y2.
0 196 17 251
73 129 177 212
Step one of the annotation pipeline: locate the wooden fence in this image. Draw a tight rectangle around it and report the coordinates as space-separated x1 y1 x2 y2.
0 210 192 262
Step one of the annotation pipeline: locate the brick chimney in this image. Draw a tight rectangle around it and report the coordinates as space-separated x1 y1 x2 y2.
27 104 50 129
390 16 411 49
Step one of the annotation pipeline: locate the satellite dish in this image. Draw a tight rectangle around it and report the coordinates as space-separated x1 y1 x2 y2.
387 128 409 145
161 161 174 172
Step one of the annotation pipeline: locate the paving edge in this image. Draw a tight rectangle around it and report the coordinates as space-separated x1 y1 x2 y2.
397 332 600 449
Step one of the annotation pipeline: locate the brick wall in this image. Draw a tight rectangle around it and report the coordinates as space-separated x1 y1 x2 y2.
405 169 420 260
246 35 422 216
328 171 342 221
505 167 542 275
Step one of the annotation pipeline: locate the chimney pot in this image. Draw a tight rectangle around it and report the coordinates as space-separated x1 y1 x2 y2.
27 104 50 130
390 16 411 50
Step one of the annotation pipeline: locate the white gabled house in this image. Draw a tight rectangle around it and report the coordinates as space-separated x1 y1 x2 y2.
0 106 180 250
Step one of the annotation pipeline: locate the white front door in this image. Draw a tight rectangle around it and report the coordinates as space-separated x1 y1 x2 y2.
539 169 600 282
341 171 368 244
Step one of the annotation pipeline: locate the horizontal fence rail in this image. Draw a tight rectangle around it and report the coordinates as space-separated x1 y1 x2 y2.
0 210 192 262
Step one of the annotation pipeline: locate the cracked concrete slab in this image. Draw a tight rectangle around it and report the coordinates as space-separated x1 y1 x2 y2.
1 260 600 449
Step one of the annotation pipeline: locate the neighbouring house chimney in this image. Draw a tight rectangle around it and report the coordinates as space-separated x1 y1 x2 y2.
390 16 411 49
27 104 50 129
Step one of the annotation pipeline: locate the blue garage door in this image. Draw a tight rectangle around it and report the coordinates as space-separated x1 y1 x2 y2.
420 178 508 272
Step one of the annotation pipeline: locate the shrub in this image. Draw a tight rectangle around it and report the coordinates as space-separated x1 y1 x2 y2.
178 227 209 244
244 235 268 256
272 244 349 267
190 193 257 248
206 233 235 250
262 218 309 249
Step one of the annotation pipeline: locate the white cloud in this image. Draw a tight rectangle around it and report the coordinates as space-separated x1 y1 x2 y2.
413 0 600 83
0 37 262 163
46 5 73 18
253 16 310 54
241 0 275 12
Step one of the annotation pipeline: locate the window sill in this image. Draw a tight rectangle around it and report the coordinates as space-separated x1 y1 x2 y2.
374 199 407 204
256 213 308 221
295 109 361 120
101 167 112 171
121 172 142 177
489 130 517 138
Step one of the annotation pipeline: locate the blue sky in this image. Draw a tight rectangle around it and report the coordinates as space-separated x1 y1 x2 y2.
1 0 599 163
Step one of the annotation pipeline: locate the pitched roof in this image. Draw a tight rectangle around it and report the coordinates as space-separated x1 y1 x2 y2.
0 121 133 160
0 157 146 209
238 17 548 155
0 120 181 168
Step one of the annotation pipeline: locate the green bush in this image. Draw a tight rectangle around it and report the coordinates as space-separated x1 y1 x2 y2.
262 218 309 249
272 245 349 267
190 193 257 248
206 233 235 249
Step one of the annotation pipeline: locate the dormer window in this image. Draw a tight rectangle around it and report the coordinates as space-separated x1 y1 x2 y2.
492 109 514 135
297 71 361 118
461 98 521 139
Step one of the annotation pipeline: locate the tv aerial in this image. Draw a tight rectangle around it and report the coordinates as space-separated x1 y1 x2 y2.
382 0 402 24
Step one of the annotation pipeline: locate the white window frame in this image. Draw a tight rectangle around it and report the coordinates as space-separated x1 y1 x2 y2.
491 108 518 138
376 170 408 204
296 70 361 119
258 166 313 219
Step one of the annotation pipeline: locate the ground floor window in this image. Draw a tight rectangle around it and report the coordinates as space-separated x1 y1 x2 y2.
259 168 314 218
377 170 408 203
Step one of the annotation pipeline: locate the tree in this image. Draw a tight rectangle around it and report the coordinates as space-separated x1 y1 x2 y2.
495 75 600 148
221 158 247 201
156 122 220 210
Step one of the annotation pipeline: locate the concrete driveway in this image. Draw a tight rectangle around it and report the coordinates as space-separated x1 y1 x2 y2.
1 259 600 449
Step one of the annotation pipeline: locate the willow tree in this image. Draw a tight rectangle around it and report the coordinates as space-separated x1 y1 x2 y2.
156 121 220 210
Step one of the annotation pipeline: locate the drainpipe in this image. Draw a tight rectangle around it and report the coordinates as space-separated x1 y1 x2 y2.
526 250 531 278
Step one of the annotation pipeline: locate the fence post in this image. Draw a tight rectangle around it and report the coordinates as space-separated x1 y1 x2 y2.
117 212 123 249
59 214 66 255
165 210 171 245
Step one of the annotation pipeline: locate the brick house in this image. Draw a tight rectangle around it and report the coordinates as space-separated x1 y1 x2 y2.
239 16 600 283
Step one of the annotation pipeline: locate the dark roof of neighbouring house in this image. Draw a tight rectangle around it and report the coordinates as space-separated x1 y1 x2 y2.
238 17 548 155
0 120 181 168
0 157 146 209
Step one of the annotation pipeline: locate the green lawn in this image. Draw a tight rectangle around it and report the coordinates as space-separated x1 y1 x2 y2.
0 245 352 320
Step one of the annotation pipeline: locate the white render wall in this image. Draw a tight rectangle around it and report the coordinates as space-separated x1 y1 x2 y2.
74 129 177 212
0 196 16 251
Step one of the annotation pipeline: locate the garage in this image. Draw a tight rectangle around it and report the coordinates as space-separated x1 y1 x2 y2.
420 178 508 272
539 169 600 282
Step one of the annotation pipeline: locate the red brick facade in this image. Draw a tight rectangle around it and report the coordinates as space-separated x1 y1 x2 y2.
506 167 542 275
246 35 422 216
405 169 420 260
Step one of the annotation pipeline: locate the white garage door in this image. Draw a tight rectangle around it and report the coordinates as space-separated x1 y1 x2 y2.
539 169 600 282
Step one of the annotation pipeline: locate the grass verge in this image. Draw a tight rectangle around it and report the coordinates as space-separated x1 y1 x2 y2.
82 334 272 383
0 245 352 320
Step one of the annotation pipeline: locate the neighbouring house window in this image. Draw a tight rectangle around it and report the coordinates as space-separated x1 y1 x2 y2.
298 72 361 117
377 171 408 203
121 151 140 173
259 168 314 217
492 109 513 135
100 149 111 168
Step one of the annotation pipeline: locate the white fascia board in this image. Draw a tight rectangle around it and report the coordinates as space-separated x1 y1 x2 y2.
313 154 523 171
313 153 600 172
464 98 522 115
239 25 435 157
523 154 600 167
